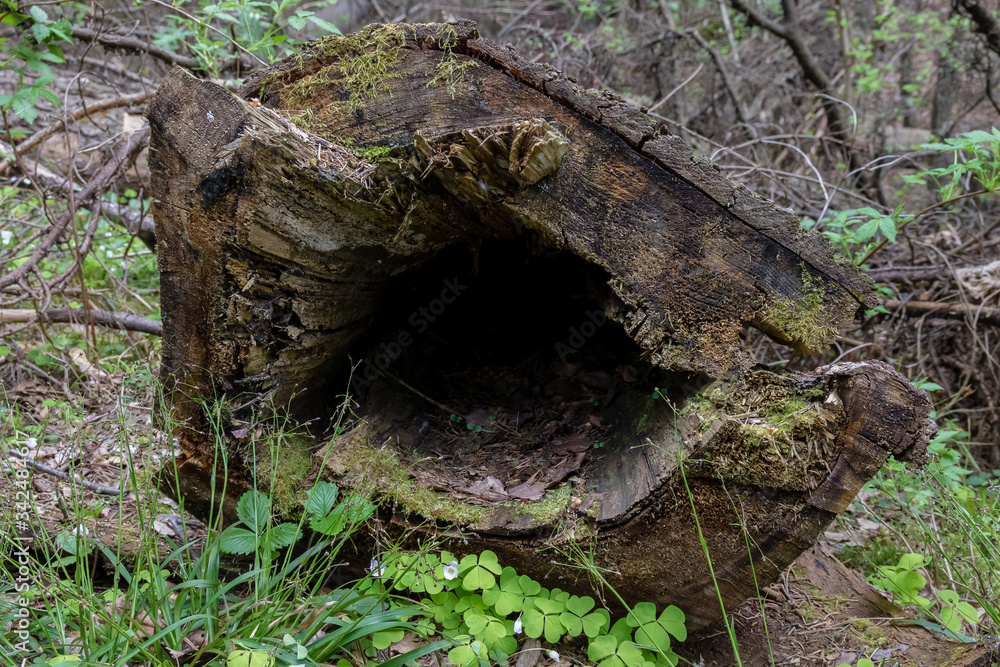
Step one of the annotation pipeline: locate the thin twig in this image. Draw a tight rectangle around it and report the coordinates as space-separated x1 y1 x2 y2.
6 449 121 495
0 308 162 335
0 127 149 290
883 299 1000 327
860 189 989 265
0 90 151 175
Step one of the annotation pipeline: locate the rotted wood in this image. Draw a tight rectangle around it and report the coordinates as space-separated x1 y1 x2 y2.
146 21 932 631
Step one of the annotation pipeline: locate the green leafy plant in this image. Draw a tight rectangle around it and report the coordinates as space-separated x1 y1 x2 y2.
152 0 341 77
805 129 1000 268
868 553 978 636
0 2 73 124
366 546 685 667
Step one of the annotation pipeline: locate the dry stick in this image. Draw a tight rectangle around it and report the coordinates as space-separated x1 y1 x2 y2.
0 308 162 335
12 148 156 252
647 63 704 113
956 0 1000 56
0 127 149 291
883 299 1000 327
384 372 460 416
684 30 748 124
71 26 199 69
0 90 151 175
6 449 122 496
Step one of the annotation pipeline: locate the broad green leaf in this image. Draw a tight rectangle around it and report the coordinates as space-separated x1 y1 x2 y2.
225 649 274 667
305 480 339 518
267 522 301 549
219 526 258 555
236 490 271 533
308 15 342 35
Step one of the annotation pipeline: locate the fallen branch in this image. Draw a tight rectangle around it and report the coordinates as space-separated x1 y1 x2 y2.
884 299 1000 327
0 307 162 335
6 449 121 496
71 26 199 69
955 0 1000 56
0 127 150 291
0 90 152 175
2 143 156 252
866 266 943 283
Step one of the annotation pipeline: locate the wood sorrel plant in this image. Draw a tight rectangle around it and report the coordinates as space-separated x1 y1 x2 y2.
363 547 687 667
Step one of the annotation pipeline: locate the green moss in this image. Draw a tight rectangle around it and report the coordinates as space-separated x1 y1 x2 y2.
423 23 480 99
428 57 479 99
325 437 587 530
352 144 392 161
854 621 890 648
762 265 837 353
281 24 407 111
262 433 314 516
511 485 576 523
328 440 488 525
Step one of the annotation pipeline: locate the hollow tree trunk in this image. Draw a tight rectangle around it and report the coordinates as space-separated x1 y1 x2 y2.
146 21 932 631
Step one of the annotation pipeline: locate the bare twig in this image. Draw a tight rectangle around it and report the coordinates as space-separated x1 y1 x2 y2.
6 449 121 496
684 30 747 123
71 26 199 69
0 308 162 335
883 299 1000 327
0 127 150 291
0 90 151 175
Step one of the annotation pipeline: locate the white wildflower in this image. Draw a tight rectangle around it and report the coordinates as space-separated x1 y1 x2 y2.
1 230 11 246
24 437 37 449
105 231 113 237
513 615 523 635
106 249 114 258
369 558 385 577
547 649 559 662
442 560 459 580
72 525 90 537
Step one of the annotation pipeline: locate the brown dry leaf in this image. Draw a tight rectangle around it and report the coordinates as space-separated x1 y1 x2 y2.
462 476 508 500
168 629 208 660
389 631 427 657
551 432 592 454
508 481 546 501
546 451 586 483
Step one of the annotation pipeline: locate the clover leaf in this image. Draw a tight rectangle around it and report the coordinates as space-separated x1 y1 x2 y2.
588 634 650 667
521 593 568 643
482 566 540 615
626 602 686 653
459 550 502 591
560 594 609 637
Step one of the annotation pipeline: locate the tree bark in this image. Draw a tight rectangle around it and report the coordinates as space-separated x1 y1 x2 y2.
147 20 932 631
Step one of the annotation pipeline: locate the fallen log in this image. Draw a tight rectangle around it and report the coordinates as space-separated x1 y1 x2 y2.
146 20 932 631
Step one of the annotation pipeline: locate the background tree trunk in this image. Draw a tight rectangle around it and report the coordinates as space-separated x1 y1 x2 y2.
147 21 932 630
